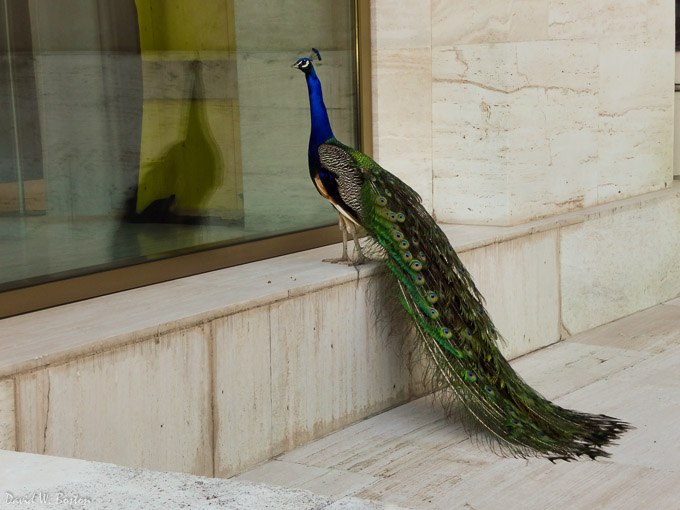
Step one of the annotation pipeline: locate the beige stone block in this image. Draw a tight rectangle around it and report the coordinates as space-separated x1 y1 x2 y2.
598 45 673 117
458 230 561 359
647 0 676 49
431 45 513 224
269 279 419 454
373 49 432 141
372 0 431 50
372 48 432 210
549 0 645 42
432 161 509 225
561 194 680 334
16 326 212 475
597 45 674 202
15 369 48 454
674 91 680 180
432 0 548 45
0 378 15 450
597 48 674 202
214 306 273 478
549 0 673 48
432 42 601 224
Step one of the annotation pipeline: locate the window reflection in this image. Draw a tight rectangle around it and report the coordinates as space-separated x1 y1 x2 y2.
0 0 357 291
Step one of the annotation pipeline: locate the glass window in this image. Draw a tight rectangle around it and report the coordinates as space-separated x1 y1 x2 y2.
0 0 358 294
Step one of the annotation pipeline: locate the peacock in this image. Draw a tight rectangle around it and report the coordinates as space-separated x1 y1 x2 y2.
292 51 631 461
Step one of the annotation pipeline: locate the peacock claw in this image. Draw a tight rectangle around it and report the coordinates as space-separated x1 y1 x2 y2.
322 257 349 264
322 255 365 266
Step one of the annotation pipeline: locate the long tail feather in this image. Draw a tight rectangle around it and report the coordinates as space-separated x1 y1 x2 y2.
350 146 631 460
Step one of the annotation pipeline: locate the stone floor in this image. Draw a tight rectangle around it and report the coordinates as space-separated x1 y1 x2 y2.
1 298 679 509
238 297 680 510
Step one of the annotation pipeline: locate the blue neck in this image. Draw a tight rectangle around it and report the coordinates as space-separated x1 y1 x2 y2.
305 68 334 164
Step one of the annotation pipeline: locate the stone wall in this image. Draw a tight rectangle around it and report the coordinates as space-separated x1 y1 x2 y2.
371 0 675 225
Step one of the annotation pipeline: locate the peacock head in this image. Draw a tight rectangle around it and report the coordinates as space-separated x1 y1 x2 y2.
291 57 314 74
292 49 322 75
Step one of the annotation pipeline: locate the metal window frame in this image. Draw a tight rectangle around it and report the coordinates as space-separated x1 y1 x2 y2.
0 0 372 319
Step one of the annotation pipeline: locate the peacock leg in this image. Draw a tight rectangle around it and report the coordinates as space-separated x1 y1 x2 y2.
347 220 366 265
323 215 351 264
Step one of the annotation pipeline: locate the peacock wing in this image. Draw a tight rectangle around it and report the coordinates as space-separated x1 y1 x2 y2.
318 141 366 223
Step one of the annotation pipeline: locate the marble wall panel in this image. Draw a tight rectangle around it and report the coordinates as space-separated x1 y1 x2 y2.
269 280 420 455
646 0 676 49
371 1 433 210
431 45 511 224
372 0 432 51
674 93 680 179
16 326 212 476
427 0 674 224
561 193 680 334
0 378 15 451
548 0 647 42
597 109 673 203
432 41 601 224
596 44 674 202
548 0 673 48
372 49 433 210
432 0 548 45
459 230 561 360
213 306 273 478
598 45 672 117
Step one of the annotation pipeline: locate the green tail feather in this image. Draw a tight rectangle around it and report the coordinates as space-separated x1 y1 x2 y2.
333 140 631 460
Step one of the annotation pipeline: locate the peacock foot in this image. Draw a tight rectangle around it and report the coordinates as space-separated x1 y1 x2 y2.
322 255 366 266
322 256 352 265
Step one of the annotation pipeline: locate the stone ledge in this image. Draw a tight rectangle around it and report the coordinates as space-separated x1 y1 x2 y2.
1 183 678 379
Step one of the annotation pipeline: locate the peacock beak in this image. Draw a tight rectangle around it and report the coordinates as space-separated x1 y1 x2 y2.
291 61 301 69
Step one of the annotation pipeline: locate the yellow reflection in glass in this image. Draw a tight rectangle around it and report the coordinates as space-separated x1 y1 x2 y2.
133 0 243 224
